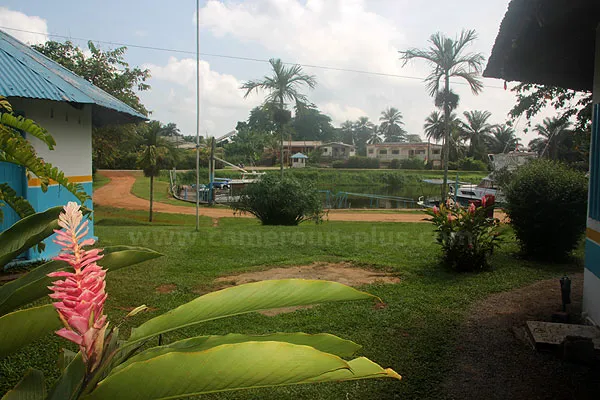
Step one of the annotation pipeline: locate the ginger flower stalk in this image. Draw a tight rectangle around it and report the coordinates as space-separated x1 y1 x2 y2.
47 202 108 371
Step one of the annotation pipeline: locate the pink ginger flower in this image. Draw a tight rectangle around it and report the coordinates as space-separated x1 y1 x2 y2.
468 203 476 215
47 202 108 371
481 196 487 208
447 213 455 222
432 205 440 215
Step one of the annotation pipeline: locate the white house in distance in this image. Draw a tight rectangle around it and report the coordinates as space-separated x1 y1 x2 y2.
318 142 356 159
0 30 147 260
290 152 308 168
366 142 442 168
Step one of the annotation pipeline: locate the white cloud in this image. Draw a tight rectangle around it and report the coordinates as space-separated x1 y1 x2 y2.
141 57 261 136
320 103 368 124
0 7 48 45
195 0 550 144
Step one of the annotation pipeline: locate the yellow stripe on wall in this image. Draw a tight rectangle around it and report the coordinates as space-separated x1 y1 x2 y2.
28 175 92 187
586 228 600 245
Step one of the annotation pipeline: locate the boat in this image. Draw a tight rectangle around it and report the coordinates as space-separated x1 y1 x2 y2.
454 151 537 206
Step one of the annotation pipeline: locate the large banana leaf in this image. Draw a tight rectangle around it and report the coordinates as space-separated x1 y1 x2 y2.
46 353 85 400
305 357 401 382
85 341 388 400
128 279 377 344
0 246 162 315
0 206 63 269
111 332 362 375
0 305 61 359
0 369 46 400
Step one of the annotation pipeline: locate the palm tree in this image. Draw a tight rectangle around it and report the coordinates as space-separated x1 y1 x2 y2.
400 29 485 199
531 117 572 159
367 127 383 144
354 117 376 155
460 110 493 161
424 111 459 143
136 121 175 222
340 120 355 145
489 124 520 154
379 107 407 142
241 58 316 176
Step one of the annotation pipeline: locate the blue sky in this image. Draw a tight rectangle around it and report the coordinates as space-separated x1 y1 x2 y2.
0 1 552 143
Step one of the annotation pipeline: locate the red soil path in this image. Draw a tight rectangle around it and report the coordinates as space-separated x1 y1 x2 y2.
94 170 504 223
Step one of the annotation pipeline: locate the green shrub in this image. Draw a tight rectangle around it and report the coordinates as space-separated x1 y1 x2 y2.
424 198 501 271
504 159 588 260
400 158 428 170
332 156 380 169
389 159 400 169
232 174 323 225
457 157 488 171
380 172 405 188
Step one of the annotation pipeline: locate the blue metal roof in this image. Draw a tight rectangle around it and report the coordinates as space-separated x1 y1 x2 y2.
0 30 147 125
291 152 308 159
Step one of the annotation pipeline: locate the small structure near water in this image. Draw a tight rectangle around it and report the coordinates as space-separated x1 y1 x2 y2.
291 152 308 168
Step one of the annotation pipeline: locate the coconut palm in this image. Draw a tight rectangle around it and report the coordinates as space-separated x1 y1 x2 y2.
136 121 175 222
530 117 572 160
340 120 355 145
379 107 407 143
460 110 493 161
424 111 459 143
489 124 520 154
353 117 376 155
367 127 383 144
400 29 485 199
241 58 316 176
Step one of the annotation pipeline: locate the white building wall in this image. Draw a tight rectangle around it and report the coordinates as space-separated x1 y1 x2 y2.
10 98 93 177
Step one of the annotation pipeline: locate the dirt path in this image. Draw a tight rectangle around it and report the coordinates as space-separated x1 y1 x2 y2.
94 170 503 223
443 273 600 400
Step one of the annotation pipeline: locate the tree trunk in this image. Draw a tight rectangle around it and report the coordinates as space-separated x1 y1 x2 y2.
279 97 285 178
149 175 154 222
442 74 451 202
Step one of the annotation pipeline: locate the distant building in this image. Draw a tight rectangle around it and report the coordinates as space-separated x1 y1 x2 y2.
318 142 356 159
290 152 308 168
366 142 442 168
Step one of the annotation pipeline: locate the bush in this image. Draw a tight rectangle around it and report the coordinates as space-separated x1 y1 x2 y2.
504 159 588 260
232 174 324 225
424 197 501 271
457 157 488 171
380 172 405 188
389 159 400 169
400 158 428 170
332 156 380 169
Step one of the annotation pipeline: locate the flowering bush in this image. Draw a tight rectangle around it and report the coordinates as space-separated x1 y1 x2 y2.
424 196 501 271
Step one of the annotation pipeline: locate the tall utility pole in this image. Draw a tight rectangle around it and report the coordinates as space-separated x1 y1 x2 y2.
209 137 215 205
195 0 200 231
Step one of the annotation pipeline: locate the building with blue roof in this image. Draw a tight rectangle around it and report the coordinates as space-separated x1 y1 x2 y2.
290 152 308 168
0 30 147 261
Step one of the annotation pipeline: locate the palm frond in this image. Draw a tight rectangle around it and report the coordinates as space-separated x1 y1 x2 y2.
0 183 35 223
0 112 55 149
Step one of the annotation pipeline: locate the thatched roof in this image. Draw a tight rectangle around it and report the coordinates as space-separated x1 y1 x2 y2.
484 0 600 91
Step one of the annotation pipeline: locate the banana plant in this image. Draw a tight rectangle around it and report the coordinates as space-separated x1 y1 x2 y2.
2 203 401 400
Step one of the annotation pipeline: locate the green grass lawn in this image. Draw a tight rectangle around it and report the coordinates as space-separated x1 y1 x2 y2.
92 172 111 190
1 207 583 399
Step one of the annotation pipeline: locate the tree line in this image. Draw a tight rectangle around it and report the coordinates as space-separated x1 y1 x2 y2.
31 37 592 175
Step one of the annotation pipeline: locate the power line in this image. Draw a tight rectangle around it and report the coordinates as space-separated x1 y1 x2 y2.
0 25 506 89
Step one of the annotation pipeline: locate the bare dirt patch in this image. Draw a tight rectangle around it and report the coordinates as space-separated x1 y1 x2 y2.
213 262 400 316
155 284 177 294
443 273 600 400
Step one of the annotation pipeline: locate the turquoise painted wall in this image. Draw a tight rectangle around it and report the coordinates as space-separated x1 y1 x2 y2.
25 182 94 261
